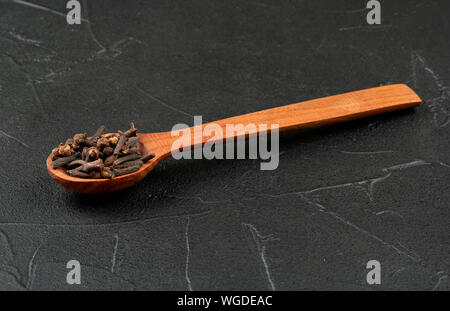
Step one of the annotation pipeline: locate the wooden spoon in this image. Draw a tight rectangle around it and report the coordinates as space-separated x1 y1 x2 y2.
47 84 421 194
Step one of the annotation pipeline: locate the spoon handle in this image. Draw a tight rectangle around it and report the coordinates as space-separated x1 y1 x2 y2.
141 84 421 156
188 84 421 146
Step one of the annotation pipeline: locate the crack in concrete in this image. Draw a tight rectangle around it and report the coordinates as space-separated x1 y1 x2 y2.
0 210 212 228
432 271 448 291
26 244 41 289
136 86 198 119
184 217 193 291
111 234 119 274
242 223 279 291
246 160 432 263
411 51 449 127
0 130 30 148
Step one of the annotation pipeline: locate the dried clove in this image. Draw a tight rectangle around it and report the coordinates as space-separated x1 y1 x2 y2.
124 122 137 137
52 152 80 169
103 146 114 157
141 153 155 163
84 138 96 147
65 138 74 145
92 125 106 138
113 165 141 176
114 160 143 169
67 159 86 169
104 154 117 167
102 133 116 138
113 154 141 167
51 147 60 160
89 171 102 179
100 167 113 178
78 158 103 172
73 133 87 145
67 169 90 178
50 124 148 179
108 135 119 147
81 147 88 161
125 136 139 147
121 146 138 155
86 147 100 160
114 134 127 156
96 137 109 149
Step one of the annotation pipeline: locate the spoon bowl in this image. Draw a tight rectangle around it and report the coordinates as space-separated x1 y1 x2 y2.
46 132 173 194
47 84 422 194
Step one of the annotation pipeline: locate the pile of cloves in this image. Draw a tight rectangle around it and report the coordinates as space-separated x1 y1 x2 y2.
51 123 154 179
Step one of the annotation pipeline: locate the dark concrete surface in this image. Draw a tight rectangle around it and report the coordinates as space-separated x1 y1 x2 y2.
0 0 449 290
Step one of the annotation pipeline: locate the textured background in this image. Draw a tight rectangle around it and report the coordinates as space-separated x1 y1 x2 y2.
0 0 449 290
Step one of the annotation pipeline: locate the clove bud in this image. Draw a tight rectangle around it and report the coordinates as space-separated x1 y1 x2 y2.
100 167 113 178
141 153 155 163
113 134 126 155
113 154 141 167
96 137 109 149
103 146 114 157
67 169 90 178
67 159 86 169
108 135 119 147
114 160 143 170
113 165 141 176
104 154 117 167
124 122 137 137
78 158 103 172
52 152 80 169
87 147 100 160
92 125 106 138
73 133 87 145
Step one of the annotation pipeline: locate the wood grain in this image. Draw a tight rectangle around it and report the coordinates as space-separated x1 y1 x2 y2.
47 84 421 193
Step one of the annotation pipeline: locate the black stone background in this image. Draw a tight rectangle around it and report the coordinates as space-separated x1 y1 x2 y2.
0 0 449 290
